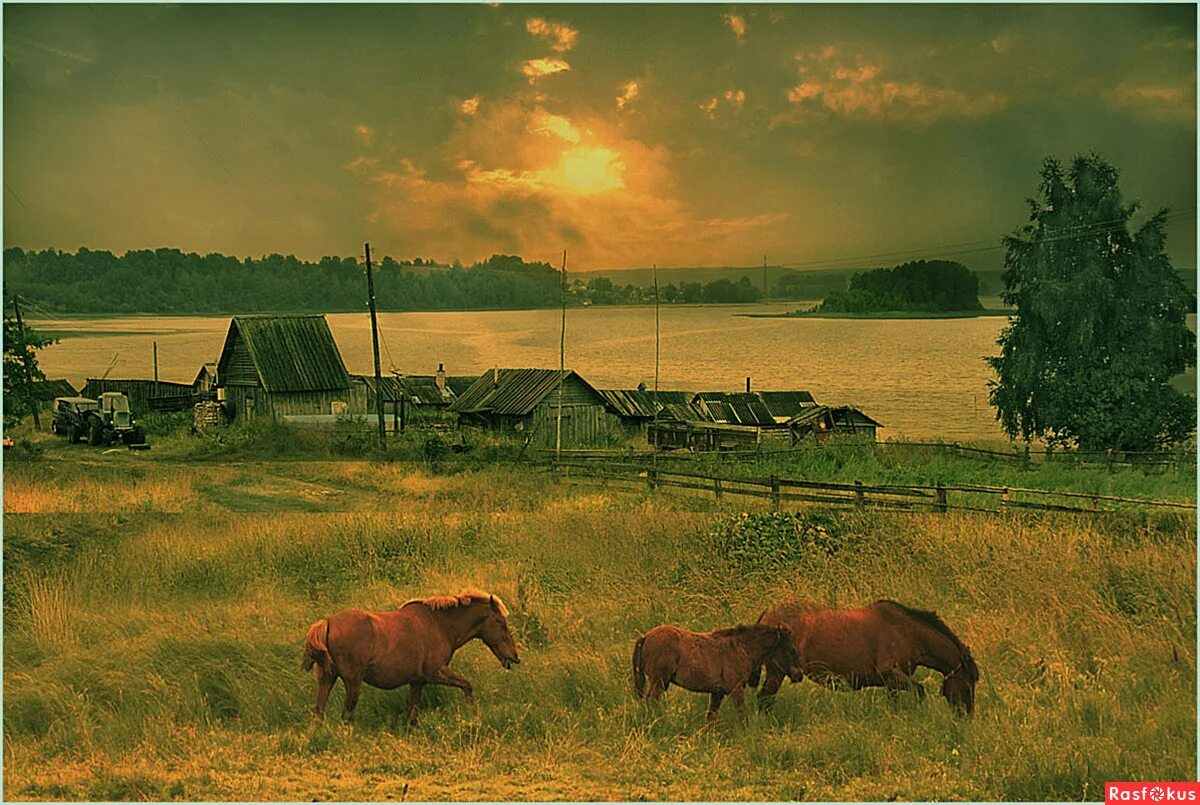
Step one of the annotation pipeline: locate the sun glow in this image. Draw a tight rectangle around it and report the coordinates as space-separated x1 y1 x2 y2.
549 145 625 194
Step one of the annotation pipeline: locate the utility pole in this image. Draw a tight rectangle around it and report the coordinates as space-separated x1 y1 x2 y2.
11 295 40 429
652 264 660 465
556 250 567 458
153 341 159 400
763 255 768 302
364 242 386 449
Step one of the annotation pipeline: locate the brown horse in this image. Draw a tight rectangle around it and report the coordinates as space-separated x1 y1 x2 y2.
301 588 520 724
750 599 979 715
632 623 799 722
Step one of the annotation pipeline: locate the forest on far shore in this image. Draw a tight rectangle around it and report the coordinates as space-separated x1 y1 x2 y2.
2 248 767 314
817 260 983 313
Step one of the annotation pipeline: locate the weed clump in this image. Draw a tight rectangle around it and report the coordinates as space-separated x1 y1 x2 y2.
707 509 862 570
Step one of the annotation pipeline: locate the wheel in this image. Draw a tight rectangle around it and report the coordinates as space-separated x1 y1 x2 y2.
69 425 81 444
88 419 104 446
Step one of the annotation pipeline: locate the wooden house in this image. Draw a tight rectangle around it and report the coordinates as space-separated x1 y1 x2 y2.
450 368 622 447
787 405 883 441
215 315 352 422
597 388 695 435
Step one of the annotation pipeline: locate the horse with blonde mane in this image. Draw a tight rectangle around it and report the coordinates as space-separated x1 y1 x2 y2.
302 588 520 724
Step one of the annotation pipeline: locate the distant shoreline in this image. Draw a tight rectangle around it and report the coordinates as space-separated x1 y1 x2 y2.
742 308 1014 320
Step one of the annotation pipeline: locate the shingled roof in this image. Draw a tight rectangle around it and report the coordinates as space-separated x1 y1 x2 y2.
597 389 694 419
450 368 600 416
28 378 79 401
219 315 350 393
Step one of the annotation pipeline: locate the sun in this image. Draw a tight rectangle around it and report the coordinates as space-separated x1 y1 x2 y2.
549 145 625 195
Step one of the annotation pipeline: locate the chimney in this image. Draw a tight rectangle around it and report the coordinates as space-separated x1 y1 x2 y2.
493 367 499 387
746 376 751 393
436 362 446 394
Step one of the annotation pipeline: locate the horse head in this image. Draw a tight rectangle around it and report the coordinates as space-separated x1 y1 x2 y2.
479 594 521 670
942 648 979 715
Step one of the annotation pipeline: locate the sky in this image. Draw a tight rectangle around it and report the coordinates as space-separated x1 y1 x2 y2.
3 3 1196 272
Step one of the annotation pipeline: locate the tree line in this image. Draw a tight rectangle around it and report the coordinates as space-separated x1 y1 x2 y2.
2 248 760 314
817 260 983 313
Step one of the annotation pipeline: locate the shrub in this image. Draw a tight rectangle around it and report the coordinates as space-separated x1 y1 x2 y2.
706 509 861 570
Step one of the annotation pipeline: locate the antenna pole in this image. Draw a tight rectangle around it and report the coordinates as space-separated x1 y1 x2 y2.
556 250 567 458
365 242 386 449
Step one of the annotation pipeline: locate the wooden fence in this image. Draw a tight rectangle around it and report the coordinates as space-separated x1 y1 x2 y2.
536 440 1197 470
545 459 1197 516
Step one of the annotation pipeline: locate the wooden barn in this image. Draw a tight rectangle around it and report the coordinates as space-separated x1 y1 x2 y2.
83 378 196 413
788 405 883 441
597 388 695 435
450 368 622 447
215 315 353 422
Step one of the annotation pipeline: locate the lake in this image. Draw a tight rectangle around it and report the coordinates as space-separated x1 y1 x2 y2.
30 303 1017 442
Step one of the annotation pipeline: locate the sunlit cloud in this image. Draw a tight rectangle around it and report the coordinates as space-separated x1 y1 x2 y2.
521 57 571 82
616 80 640 111
526 17 578 52
723 11 746 43
460 96 481 116
786 56 1008 124
532 111 581 143
348 100 787 267
1106 82 1195 121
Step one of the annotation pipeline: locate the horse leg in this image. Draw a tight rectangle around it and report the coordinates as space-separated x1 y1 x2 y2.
644 673 668 702
406 682 425 725
729 686 748 723
341 676 363 722
313 669 337 719
757 667 787 712
706 692 725 724
432 667 474 703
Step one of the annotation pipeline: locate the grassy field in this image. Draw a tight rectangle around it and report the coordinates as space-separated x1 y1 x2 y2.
2 426 1196 801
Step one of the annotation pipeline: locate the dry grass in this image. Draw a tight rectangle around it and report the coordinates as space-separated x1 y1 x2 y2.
2 457 1195 801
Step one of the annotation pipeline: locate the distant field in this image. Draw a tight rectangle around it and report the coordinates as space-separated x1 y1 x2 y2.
2 425 1195 801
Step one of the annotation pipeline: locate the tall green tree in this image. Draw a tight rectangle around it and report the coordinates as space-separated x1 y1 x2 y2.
3 306 56 429
987 154 1196 450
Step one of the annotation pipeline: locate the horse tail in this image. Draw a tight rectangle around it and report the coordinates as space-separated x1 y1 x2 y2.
632 636 647 698
302 618 332 676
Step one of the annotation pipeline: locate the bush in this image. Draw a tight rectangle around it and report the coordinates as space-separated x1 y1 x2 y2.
707 509 861 570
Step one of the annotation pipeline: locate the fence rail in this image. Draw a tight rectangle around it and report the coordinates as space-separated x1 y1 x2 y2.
535 440 1197 469
544 458 1197 516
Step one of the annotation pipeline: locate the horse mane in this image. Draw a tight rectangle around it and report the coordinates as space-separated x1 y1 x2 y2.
874 600 978 680
712 623 782 639
404 588 509 617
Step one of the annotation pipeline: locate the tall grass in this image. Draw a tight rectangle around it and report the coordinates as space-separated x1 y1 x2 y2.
3 458 1195 800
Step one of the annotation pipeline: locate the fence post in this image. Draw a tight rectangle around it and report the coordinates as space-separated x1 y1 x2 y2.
770 475 780 510
714 476 722 502
855 480 865 507
936 483 947 513
1001 487 1010 513
648 468 657 492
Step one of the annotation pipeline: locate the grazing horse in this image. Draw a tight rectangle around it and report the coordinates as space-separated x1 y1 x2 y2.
632 623 798 723
301 589 520 724
750 599 979 715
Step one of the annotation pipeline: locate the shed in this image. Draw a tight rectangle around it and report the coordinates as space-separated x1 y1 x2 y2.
28 378 79 404
215 314 352 422
450 368 622 447
193 363 218 394
692 392 778 427
787 405 882 441
83 378 196 413
758 391 818 422
597 388 695 434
